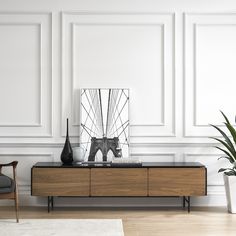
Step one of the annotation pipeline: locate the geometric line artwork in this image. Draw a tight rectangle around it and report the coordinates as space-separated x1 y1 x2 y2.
80 88 129 161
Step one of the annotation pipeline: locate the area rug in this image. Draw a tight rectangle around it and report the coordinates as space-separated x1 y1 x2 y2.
0 219 124 236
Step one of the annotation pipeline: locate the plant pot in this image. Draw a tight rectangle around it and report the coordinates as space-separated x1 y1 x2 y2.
223 174 236 213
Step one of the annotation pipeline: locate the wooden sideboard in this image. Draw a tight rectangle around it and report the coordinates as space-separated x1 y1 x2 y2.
31 162 207 212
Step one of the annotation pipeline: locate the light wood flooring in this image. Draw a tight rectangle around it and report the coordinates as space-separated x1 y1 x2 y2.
0 206 235 236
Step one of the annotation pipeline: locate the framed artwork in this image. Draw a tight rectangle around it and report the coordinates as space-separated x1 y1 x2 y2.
80 88 129 161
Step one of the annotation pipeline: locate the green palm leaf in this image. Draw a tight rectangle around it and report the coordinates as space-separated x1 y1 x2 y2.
214 146 236 162
211 137 236 161
219 111 236 144
225 170 236 176
218 156 235 164
210 124 235 151
224 122 236 145
218 168 233 173
211 112 236 176
220 110 230 124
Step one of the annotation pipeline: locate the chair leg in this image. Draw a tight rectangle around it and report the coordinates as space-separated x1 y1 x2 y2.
14 191 19 223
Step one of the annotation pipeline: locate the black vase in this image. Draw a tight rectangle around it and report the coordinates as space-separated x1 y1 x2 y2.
61 118 73 164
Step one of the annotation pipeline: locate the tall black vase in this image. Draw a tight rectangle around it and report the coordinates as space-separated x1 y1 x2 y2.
61 118 73 164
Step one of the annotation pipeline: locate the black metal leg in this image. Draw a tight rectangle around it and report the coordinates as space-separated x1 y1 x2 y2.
47 196 50 213
182 196 191 213
51 197 54 210
188 196 190 213
47 196 54 213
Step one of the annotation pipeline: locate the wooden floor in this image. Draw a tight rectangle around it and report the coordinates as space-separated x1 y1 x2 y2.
0 206 235 236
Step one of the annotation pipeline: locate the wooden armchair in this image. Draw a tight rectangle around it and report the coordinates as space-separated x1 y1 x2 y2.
0 161 19 222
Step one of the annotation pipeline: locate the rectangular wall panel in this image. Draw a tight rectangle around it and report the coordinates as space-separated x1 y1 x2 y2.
0 24 41 126
195 25 236 127
62 12 175 139
184 13 236 137
0 12 52 137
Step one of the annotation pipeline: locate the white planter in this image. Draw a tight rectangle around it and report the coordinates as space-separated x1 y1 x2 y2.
223 174 236 213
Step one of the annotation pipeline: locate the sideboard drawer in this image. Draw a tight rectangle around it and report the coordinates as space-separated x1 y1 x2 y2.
91 168 148 196
149 167 206 196
32 168 90 196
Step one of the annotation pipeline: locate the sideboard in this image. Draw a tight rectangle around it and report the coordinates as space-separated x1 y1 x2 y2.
31 162 207 212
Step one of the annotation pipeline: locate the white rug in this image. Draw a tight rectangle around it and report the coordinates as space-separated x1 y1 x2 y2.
0 219 124 236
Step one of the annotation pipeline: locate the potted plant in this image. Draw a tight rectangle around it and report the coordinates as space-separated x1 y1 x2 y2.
210 111 236 213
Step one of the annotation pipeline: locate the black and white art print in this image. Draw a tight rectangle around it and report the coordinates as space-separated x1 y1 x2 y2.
80 89 129 162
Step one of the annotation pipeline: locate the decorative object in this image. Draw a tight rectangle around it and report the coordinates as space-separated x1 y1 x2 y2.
61 118 73 164
0 219 124 236
80 89 129 162
210 111 236 213
73 146 85 162
111 157 142 166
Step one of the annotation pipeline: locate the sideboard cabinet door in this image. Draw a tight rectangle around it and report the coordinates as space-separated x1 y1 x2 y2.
149 167 206 196
32 168 90 196
91 168 148 196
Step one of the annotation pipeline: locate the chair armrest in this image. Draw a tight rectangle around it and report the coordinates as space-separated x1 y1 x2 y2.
0 161 18 176
0 161 18 168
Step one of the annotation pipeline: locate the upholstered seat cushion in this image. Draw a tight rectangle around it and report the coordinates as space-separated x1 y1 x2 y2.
0 174 14 193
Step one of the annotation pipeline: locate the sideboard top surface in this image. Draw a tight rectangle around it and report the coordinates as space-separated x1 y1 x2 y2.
32 162 206 168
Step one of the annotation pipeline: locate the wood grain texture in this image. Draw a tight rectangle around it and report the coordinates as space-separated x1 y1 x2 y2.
0 192 15 199
32 168 90 196
91 168 148 196
149 167 206 196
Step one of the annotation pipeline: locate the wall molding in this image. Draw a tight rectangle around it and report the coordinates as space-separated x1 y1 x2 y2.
183 12 236 137
193 23 236 128
0 12 53 137
0 22 42 128
71 23 166 128
131 152 176 162
0 142 221 148
61 12 176 138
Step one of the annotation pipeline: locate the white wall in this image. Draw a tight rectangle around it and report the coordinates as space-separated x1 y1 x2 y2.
0 0 235 206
